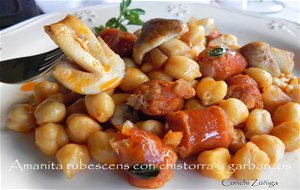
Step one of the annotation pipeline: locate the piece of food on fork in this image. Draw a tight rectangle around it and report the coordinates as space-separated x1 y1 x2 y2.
44 15 126 95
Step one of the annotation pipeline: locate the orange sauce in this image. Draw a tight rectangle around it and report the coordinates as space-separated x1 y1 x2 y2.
100 78 120 91
20 81 37 91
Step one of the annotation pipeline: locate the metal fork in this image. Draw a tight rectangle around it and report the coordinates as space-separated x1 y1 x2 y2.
0 48 64 84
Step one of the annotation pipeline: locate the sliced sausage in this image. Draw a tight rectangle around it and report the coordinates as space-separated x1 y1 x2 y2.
166 106 233 158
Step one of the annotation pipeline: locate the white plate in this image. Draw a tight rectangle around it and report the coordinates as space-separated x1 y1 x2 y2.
1 2 300 190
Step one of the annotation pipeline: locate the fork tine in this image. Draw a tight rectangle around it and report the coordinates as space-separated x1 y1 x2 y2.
44 48 63 61
38 53 64 71
39 50 64 68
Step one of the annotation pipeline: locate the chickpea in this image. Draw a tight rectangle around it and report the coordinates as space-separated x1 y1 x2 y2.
6 104 36 132
181 23 205 46
87 130 117 164
85 93 115 123
251 135 285 167
147 70 174 82
35 123 69 155
218 98 249 126
184 98 206 110
119 67 149 92
289 77 299 85
67 98 87 116
284 85 300 103
272 102 300 125
148 48 168 68
262 85 292 113
55 144 90 179
123 57 136 68
135 120 164 137
66 114 102 143
245 109 273 139
34 99 66 125
140 62 155 73
163 130 183 149
197 148 232 180
231 142 270 179
273 77 288 90
245 67 272 89
111 93 131 105
33 81 60 102
46 93 66 103
229 129 246 153
159 38 190 56
196 77 227 106
188 80 199 90
271 121 300 151
164 56 201 81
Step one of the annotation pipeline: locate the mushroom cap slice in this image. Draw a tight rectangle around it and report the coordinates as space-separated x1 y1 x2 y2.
44 15 125 94
133 18 188 64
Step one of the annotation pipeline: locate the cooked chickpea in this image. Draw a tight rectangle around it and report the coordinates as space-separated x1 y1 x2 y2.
111 93 131 105
231 142 270 179
218 98 249 126
164 56 201 81
163 130 183 149
34 99 66 125
33 81 60 102
272 102 300 125
273 77 289 90
251 135 285 167
181 23 205 46
284 85 300 103
245 109 273 139
35 123 69 155
67 98 87 116
85 93 115 123
140 62 155 73
148 48 168 68
229 129 246 153
46 93 66 103
147 70 174 82
119 67 149 92
262 85 292 113
87 130 117 164
55 144 90 179
196 77 227 106
184 98 206 110
245 67 272 88
197 148 232 180
160 38 190 56
66 114 102 143
188 80 199 90
6 104 36 132
271 121 300 151
123 57 136 68
135 120 164 137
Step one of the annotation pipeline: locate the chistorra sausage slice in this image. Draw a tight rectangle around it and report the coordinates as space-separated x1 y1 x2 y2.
110 121 177 188
127 79 195 116
197 47 247 80
166 106 234 158
226 74 263 109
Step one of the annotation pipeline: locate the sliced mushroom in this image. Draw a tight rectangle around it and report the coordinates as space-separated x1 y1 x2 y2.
44 15 125 94
240 42 294 76
133 18 188 64
110 104 139 129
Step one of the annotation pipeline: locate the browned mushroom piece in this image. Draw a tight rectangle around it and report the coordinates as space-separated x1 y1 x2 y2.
240 41 294 76
133 18 188 64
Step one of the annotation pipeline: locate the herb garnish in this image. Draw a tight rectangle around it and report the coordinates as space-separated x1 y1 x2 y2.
94 0 145 34
128 164 160 179
208 47 228 57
